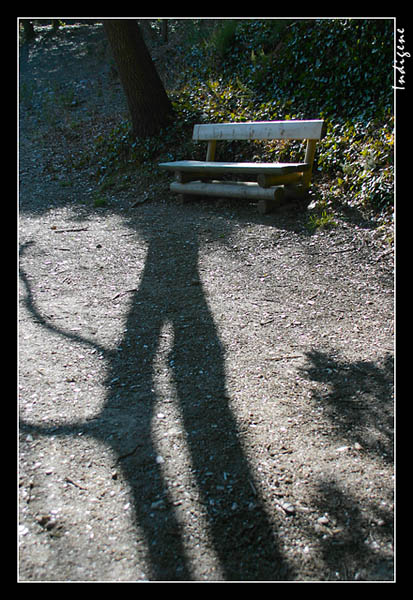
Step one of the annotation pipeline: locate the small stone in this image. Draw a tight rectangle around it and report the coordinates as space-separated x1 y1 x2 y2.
279 500 295 515
336 445 349 453
36 514 55 529
317 515 329 525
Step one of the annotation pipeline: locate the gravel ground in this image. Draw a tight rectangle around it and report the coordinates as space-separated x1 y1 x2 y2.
18 21 394 582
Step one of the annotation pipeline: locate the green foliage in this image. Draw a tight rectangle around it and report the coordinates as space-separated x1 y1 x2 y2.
207 20 238 58
187 18 394 217
269 19 393 120
73 18 393 218
93 194 107 208
318 114 394 213
307 209 338 231
207 19 393 121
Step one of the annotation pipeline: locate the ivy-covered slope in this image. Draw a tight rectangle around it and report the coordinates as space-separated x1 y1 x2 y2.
180 19 395 218
96 19 395 221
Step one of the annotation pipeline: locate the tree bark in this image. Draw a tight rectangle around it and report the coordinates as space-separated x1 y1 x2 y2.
22 20 35 42
103 19 173 137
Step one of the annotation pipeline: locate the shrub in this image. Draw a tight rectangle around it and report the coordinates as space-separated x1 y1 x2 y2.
219 19 393 121
317 114 394 213
78 19 394 218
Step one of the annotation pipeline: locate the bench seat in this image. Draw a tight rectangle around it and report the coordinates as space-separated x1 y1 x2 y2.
158 160 310 176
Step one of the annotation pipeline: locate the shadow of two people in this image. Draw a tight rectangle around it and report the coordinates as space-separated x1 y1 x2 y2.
20 203 290 581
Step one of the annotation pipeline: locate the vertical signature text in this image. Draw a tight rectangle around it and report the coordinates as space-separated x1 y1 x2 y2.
393 28 410 90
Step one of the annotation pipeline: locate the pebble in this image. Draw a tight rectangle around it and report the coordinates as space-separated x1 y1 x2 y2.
336 446 349 453
317 515 329 525
277 500 295 515
36 514 56 530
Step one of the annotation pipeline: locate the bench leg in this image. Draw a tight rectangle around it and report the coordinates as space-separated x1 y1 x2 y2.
284 184 311 209
176 193 199 205
257 184 311 214
257 187 285 214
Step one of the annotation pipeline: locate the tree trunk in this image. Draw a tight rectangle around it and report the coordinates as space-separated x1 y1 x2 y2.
22 20 35 42
103 19 173 137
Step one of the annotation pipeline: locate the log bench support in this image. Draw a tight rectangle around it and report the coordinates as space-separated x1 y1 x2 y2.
159 120 323 214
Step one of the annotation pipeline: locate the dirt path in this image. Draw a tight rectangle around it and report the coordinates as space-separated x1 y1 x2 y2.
18 22 394 582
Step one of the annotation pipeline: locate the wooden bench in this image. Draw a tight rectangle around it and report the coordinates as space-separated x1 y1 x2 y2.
159 119 324 214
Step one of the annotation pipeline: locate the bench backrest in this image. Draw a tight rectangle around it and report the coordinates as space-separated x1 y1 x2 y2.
193 120 324 142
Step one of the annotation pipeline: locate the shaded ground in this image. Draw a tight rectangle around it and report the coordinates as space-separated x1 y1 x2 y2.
18 21 394 582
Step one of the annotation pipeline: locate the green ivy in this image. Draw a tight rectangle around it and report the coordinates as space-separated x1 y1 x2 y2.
318 114 394 213
73 19 394 218
216 19 394 121
272 19 393 119
181 19 395 216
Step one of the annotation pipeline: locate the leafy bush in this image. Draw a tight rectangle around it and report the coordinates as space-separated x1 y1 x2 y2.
307 209 338 231
271 19 393 120
318 114 394 213
80 18 394 218
207 20 238 58
210 19 393 121
184 18 395 217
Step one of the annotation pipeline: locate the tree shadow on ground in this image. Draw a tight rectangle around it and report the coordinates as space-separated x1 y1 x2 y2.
298 350 394 580
19 208 292 580
309 477 394 580
300 349 394 463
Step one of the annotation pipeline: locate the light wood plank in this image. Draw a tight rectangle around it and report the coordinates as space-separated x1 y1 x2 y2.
170 180 285 201
193 120 323 141
206 140 217 161
159 160 310 176
257 172 303 188
302 139 318 188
